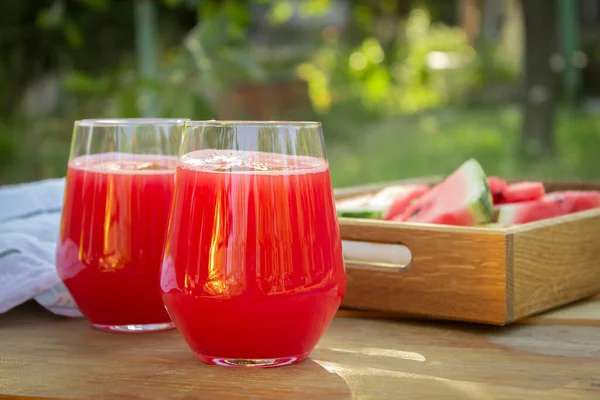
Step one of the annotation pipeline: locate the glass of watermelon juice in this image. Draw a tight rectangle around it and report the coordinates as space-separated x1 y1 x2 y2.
160 120 346 367
56 118 187 333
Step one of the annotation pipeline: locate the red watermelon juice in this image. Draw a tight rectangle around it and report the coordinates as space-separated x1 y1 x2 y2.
161 149 346 366
56 153 177 332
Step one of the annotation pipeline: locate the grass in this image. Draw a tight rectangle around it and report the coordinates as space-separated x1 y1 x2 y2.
324 103 600 188
1 102 600 188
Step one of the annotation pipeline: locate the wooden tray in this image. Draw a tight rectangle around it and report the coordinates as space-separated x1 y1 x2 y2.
335 179 600 325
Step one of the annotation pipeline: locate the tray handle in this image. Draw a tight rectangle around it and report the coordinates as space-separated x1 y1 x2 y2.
341 240 411 272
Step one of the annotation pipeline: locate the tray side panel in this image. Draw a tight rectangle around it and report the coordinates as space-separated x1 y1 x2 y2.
339 220 508 325
505 233 515 322
512 210 600 321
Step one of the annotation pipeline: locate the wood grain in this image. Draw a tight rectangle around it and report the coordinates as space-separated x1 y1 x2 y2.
2 303 600 400
511 210 600 321
533 294 600 321
336 179 600 325
339 218 508 325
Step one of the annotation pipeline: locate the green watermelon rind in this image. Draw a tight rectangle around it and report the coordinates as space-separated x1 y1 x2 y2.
478 222 510 228
335 192 390 219
496 205 519 225
460 159 494 224
336 209 384 219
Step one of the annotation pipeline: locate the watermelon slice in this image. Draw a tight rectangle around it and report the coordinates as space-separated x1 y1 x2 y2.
336 184 430 220
497 181 545 204
487 176 508 203
496 197 564 224
376 184 429 220
395 159 494 226
544 191 600 213
336 194 383 219
419 208 480 225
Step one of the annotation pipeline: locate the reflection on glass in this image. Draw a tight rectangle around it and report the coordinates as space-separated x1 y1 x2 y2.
56 118 186 333
161 121 346 367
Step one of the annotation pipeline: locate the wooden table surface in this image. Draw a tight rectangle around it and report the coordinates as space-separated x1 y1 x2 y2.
1 298 600 400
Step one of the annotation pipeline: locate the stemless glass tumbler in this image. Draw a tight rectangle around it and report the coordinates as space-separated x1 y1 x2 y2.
160 121 347 367
56 118 187 333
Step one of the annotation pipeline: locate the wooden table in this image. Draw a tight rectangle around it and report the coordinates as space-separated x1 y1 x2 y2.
1 298 600 400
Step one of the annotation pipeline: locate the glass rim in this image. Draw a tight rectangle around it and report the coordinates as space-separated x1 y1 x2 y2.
184 120 322 129
75 118 190 127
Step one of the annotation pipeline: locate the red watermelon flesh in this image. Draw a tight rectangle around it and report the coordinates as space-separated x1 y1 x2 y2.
394 196 486 226
487 176 508 202
496 197 565 224
423 208 477 225
395 159 494 226
544 191 600 213
497 181 545 204
379 184 430 220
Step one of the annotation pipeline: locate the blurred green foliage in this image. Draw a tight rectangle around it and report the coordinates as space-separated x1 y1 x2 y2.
326 104 600 187
298 5 519 116
0 0 597 187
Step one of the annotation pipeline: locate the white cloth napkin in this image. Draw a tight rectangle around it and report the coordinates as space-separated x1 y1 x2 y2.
0 178 82 317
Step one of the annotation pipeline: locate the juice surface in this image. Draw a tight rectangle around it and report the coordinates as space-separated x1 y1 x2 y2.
57 153 176 326
161 149 346 361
